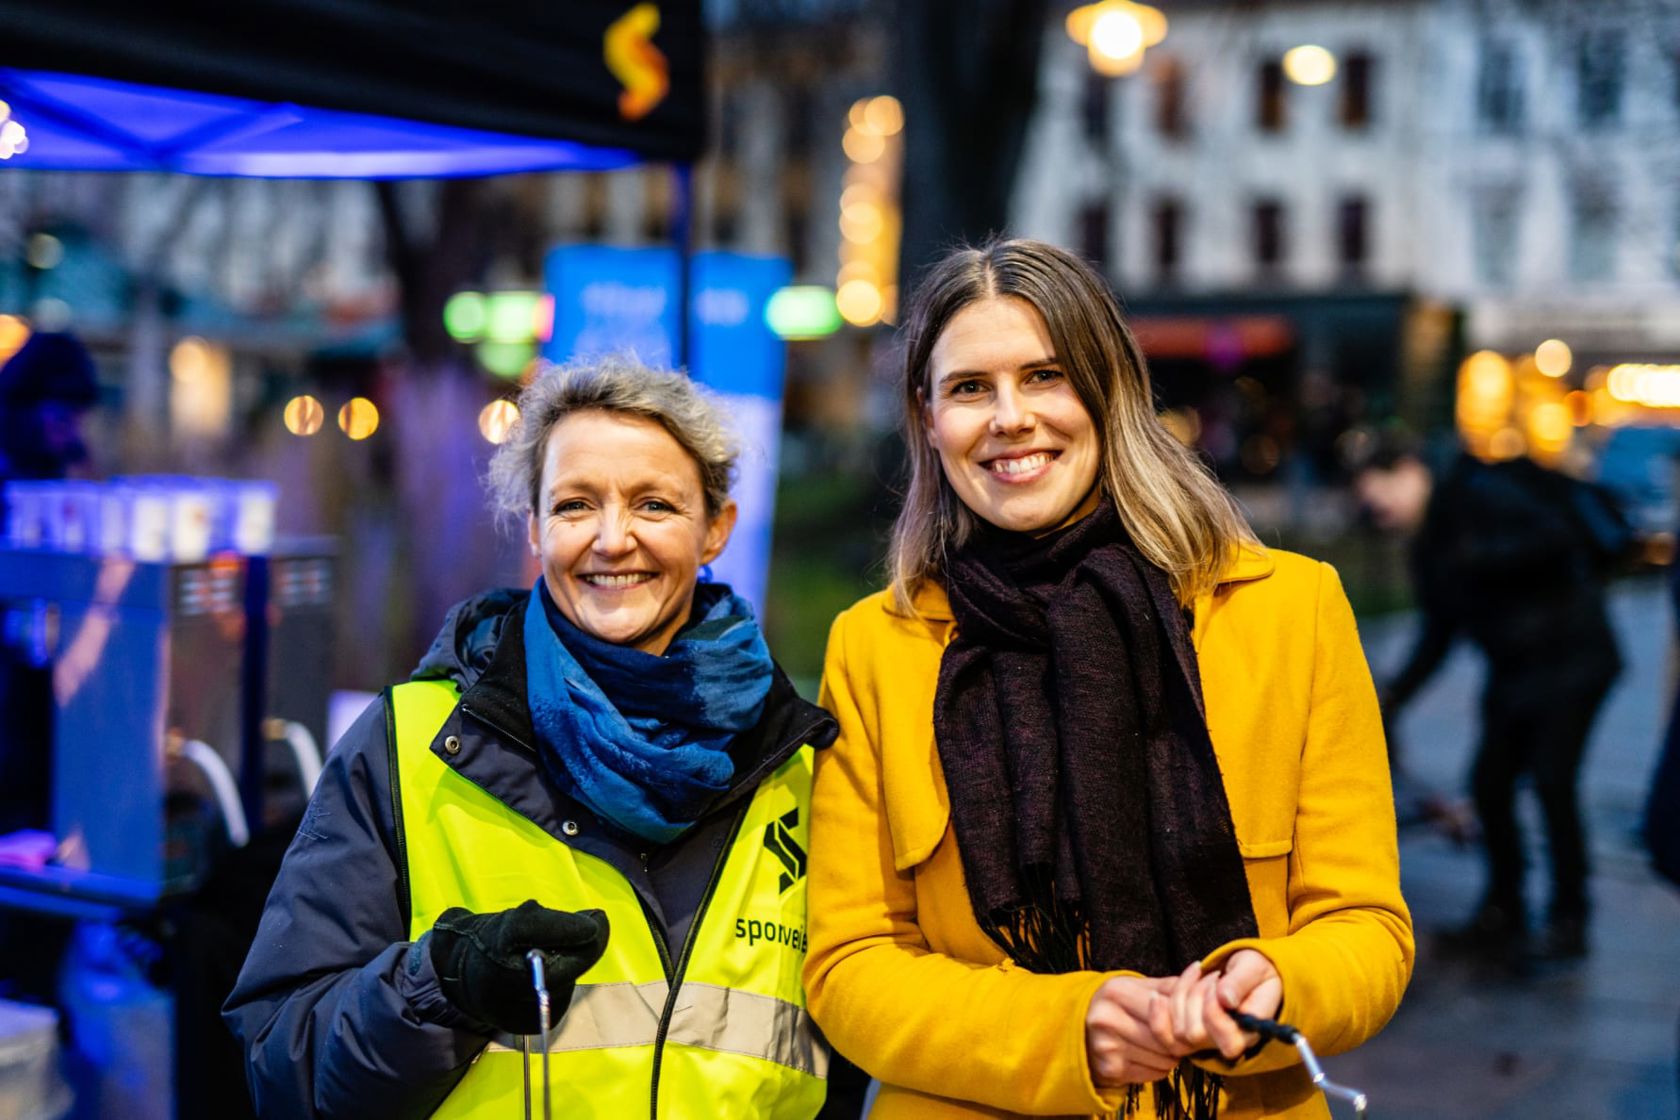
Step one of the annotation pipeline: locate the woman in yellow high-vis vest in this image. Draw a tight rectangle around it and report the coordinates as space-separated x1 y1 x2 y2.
225 356 840 1119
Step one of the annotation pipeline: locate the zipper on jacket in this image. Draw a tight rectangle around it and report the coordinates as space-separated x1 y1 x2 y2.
647 801 750 1120
640 890 673 977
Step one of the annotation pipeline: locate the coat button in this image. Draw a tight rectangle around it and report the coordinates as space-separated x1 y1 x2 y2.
561 820 580 837
443 735 461 756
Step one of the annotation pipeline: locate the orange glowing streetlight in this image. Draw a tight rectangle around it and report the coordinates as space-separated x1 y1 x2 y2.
1066 0 1168 77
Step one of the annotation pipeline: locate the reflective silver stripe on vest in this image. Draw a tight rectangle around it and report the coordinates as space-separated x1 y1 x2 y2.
485 981 829 1078
486 981 668 1054
669 982 829 1079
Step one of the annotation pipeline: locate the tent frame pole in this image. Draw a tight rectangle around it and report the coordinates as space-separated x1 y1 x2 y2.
672 161 694 371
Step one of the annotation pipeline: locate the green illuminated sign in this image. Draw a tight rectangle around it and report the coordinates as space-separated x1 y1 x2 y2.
487 291 541 344
765 286 842 340
443 291 486 342
478 340 534 379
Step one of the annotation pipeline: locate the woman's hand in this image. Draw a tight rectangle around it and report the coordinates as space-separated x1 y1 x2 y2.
1145 951 1283 1062
1084 975 1182 1086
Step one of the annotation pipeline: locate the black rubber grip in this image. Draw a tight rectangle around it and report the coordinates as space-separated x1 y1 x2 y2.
1232 1011 1300 1044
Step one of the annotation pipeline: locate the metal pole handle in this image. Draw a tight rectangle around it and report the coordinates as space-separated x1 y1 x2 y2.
1232 1012 1369 1117
521 950 553 1120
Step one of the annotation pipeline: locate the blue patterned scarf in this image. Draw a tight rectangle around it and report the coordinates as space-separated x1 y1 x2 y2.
523 579 773 844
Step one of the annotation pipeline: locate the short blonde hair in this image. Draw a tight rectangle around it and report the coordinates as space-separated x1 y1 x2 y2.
889 238 1257 610
486 355 739 521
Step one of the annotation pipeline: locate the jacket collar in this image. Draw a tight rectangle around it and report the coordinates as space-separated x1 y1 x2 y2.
443 595 836 843
903 541 1276 623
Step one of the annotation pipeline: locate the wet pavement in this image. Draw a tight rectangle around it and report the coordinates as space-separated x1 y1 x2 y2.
1334 576 1680 1119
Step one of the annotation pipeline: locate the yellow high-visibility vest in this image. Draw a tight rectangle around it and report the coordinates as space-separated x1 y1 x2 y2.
389 679 828 1119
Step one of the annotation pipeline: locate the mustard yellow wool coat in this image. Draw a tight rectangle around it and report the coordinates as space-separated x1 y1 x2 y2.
805 547 1414 1119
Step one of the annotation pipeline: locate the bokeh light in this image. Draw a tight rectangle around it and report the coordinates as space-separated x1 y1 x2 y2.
443 291 487 342
0 315 30 364
836 279 884 326
839 200 884 242
1488 427 1526 460
25 233 63 271
1091 8 1144 62
0 114 28 160
1534 338 1572 378
283 395 325 437
1282 45 1337 86
864 96 904 136
842 127 885 163
169 336 214 384
337 397 380 440
478 400 521 445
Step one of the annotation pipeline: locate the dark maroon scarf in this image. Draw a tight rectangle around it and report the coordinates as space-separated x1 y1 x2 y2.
934 498 1257 1119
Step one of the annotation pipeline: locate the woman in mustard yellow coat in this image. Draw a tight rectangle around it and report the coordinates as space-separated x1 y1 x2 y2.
804 239 1413 1120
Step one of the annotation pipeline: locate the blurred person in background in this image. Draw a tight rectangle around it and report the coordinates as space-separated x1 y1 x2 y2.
806 239 1412 1120
226 358 845 1117
1355 442 1632 968
0 329 99 837
0 331 97 493
0 331 100 1024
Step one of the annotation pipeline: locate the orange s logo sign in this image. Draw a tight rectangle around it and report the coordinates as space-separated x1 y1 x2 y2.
605 3 670 122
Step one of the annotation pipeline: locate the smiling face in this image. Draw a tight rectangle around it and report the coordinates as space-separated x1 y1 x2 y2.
923 296 1102 535
528 410 736 655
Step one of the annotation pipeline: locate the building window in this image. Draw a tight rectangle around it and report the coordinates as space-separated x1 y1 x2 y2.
1672 195 1680 279
1252 199 1286 276
1152 197 1183 285
1082 70 1112 143
1337 195 1370 277
1078 200 1111 270
1257 59 1287 132
1340 52 1374 129
1577 31 1624 128
1472 190 1518 287
1477 41 1523 133
1154 57 1188 139
1570 188 1617 281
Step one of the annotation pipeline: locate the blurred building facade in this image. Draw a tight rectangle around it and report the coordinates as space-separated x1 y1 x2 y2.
1015 0 1680 490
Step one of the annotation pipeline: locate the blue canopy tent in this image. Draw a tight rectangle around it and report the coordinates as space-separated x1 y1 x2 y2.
0 1 703 176
0 67 646 178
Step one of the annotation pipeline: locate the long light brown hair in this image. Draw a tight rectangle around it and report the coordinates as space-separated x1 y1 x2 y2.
889 238 1257 611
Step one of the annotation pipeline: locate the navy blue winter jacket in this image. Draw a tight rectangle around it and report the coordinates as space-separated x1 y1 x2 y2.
222 590 836 1118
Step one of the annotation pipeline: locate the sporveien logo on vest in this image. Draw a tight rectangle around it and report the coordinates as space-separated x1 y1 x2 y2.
763 807 806 893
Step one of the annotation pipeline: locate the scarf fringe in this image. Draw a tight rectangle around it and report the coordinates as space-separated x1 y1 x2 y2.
978 868 1087 973
1118 1064 1224 1120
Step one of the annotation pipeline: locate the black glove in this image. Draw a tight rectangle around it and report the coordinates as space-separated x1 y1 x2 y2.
429 899 610 1035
